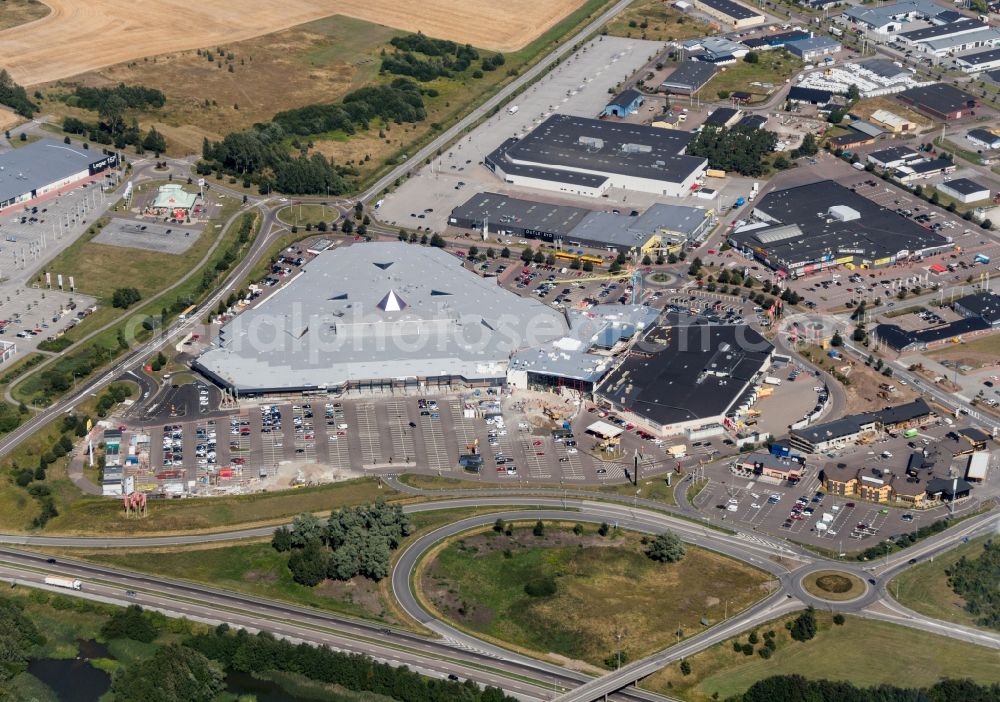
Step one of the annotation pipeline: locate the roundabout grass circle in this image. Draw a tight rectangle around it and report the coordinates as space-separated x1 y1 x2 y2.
802 570 866 602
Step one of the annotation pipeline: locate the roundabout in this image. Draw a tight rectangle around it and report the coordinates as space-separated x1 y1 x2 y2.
800 570 868 603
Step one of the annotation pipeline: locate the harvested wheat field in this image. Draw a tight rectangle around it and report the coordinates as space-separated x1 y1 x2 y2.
0 106 20 132
0 0 585 86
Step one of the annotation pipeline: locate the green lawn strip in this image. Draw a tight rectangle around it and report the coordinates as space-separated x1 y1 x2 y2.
276 203 338 227
418 523 772 667
645 612 1000 702
888 534 991 630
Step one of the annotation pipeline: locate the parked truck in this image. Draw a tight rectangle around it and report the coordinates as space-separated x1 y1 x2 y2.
507 105 519 115
44 576 82 591
763 376 782 386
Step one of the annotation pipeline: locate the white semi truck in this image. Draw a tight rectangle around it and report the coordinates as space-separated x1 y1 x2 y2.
44 576 82 591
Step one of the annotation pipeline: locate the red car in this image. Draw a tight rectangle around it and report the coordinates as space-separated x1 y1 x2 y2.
532 440 543 446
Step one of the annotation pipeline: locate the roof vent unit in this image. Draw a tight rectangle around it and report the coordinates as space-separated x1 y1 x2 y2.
579 136 604 150
620 142 652 154
828 205 860 222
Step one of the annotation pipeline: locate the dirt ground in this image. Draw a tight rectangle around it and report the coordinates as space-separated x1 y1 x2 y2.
0 106 19 132
0 0 586 86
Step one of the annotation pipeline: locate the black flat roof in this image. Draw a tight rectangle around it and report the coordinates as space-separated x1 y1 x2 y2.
967 128 1000 143
909 158 953 174
958 47 1000 65
487 137 608 188
874 318 990 349
698 0 763 20
739 114 768 129
898 83 976 115
705 107 739 126
501 114 706 184
955 291 1000 322
732 180 950 267
608 88 643 107
598 321 772 427
940 177 989 195
867 145 919 163
660 61 718 91
788 86 834 103
449 192 590 237
899 18 984 41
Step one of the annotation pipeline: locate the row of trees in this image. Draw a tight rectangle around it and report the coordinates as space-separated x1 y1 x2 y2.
0 69 37 118
71 83 165 111
62 114 166 154
186 625 518 702
272 500 412 585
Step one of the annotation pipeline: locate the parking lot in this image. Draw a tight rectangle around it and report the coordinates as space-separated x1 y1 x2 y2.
93 218 203 254
377 36 675 232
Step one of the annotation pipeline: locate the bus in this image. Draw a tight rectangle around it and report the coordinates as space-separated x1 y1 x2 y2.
554 251 579 261
178 305 197 320
580 255 604 265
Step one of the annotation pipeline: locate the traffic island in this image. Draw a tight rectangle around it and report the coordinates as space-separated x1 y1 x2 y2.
801 570 867 602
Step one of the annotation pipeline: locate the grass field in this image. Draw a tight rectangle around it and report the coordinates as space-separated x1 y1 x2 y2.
0 0 49 30
276 203 339 228
644 612 1000 702
3 0 588 87
927 331 1000 369
705 52 802 103
603 0 707 41
420 524 772 666
889 535 989 630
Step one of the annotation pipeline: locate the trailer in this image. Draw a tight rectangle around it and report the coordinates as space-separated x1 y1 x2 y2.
763 376 782 386
44 576 82 590
770 444 791 458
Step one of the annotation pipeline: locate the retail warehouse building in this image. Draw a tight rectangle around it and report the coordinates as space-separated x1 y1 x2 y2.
728 180 951 277
485 114 708 198
448 192 714 253
0 139 119 212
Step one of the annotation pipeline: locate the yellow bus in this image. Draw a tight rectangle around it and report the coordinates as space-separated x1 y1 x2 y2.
178 305 197 320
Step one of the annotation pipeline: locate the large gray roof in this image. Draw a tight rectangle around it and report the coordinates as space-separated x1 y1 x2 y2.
195 243 568 392
0 139 106 205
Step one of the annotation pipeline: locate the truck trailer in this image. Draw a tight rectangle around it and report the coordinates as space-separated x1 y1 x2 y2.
44 576 82 590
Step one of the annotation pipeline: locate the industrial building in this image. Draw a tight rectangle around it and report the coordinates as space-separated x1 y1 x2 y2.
787 86 834 104
966 128 1000 149
448 192 714 252
691 0 765 28
954 291 1000 326
936 177 990 203
194 242 571 394
866 145 922 169
485 114 708 198
789 399 932 453
954 46 1000 73
703 107 742 128
896 83 977 120
786 35 842 60
596 318 774 437
0 139 119 212
728 180 951 277
896 18 986 48
658 61 719 95
873 317 991 352
843 0 954 36
602 89 644 118
869 109 915 133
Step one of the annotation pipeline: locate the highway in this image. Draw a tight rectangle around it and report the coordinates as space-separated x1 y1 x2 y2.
0 492 995 702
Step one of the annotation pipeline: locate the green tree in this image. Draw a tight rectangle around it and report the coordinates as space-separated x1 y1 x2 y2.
111 645 223 702
533 520 545 537
101 604 159 643
830 331 843 347
744 51 759 64
679 659 692 676
142 126 167 154
789 607 817 642
645 531 686 562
